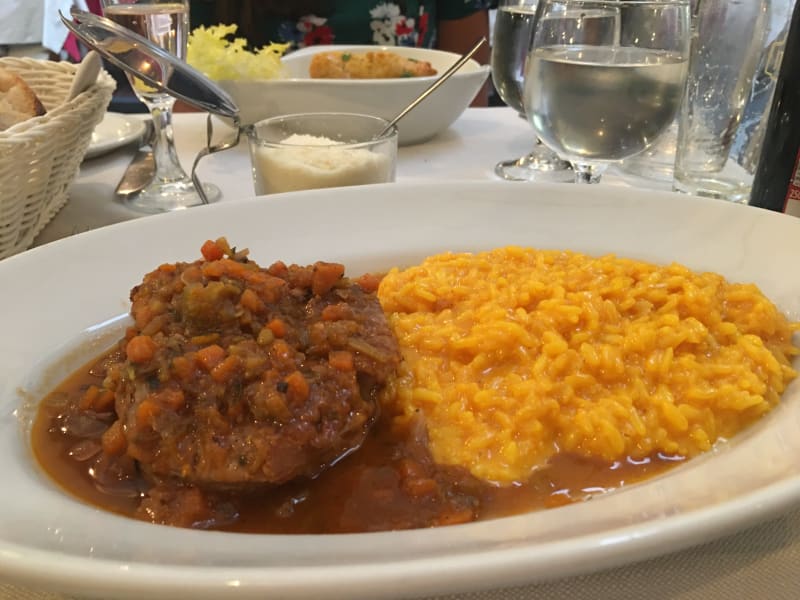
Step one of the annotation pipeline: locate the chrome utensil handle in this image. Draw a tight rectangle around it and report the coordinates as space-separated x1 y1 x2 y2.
377 36 487 138
191 115 242 204
115 120 156 197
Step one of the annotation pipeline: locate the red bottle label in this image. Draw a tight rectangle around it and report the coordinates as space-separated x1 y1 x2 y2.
785 147 800 216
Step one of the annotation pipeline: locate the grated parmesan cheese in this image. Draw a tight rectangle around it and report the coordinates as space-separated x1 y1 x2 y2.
251 133 394 194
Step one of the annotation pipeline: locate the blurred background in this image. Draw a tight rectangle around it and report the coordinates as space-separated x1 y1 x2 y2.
2 0 506 112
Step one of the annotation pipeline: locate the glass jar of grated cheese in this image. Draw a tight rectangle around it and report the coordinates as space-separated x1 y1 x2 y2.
247 112 398 195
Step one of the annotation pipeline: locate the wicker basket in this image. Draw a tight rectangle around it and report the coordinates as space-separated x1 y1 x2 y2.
0 57 116 260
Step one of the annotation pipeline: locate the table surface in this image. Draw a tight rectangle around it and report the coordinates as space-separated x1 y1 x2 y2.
32 108 666 247
6 107 800 600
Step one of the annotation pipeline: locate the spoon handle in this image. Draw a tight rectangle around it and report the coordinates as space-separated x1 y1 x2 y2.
377 36 487 138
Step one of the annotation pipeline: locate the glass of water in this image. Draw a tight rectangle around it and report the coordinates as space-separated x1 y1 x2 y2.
523 0 691 184
101 0 221 212
491 0 571 182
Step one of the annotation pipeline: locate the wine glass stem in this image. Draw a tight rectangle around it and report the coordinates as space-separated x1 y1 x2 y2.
573 163 606 184
146 97 189 184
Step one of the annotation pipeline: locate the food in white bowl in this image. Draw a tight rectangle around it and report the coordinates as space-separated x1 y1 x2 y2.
307 49 437 78
220 44 490 145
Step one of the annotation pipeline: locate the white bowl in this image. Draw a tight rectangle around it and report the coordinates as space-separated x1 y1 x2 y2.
219 45 491 146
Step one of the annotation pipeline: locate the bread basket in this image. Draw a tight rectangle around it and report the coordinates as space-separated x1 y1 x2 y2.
0 57 115 260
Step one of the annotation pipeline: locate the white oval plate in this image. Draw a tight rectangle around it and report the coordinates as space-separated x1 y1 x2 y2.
84 112 146 160
2 181 800 600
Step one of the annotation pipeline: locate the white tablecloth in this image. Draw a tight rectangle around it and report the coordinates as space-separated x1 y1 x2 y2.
7 107 800 600
32 107 664 247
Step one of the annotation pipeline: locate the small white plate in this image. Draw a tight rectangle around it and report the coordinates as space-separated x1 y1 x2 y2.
84 112 146 159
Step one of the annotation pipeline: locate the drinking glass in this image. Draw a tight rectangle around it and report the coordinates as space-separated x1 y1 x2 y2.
491 0 571 181
523 0 691 184
101 0 221 212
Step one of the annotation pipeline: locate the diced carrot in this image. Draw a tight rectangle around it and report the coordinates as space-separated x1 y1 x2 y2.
201 259 225 279
224 260 249 279
101 420 127 456
195 344 226 371
126 335 158 364
211 355 241 383
311 262 345 296
190 333 220 346
240 288 264 313
267 318 287 338
200 239 224 261
285 370 310 404
172 355 194 382
79 385 100 411
354 272 383 293
321 304 346 321
329 350 354 372
157 388 186 411
135 399 160 427
157 263 177 273
253 275 286 304
267 260 288 278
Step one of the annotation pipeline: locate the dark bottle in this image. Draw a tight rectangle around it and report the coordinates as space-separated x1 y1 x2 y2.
749 2 800 216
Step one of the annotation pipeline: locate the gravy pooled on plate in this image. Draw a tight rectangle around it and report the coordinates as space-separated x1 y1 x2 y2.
32 241 799 533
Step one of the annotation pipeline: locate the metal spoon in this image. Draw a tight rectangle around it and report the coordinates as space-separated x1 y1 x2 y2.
376 36 487 139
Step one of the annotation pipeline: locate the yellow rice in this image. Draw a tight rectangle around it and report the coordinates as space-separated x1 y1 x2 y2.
377 247 799 485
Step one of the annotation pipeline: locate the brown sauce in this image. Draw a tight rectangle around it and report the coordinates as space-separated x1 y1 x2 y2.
32 347 684 534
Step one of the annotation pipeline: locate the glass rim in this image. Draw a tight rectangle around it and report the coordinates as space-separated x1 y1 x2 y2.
247 112 399 150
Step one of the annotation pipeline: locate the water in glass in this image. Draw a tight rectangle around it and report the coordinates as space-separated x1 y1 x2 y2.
523 1 691 184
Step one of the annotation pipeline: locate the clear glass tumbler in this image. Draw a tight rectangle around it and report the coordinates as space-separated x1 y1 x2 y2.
672 0 770 203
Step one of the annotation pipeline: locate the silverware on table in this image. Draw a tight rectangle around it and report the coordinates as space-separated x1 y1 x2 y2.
115 119 155 197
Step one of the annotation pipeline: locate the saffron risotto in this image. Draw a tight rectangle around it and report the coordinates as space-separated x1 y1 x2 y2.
377 247 800 485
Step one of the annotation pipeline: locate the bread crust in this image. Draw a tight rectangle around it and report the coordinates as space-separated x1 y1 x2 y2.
0 67 46 131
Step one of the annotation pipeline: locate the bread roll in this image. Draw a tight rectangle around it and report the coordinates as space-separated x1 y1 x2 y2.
0 67 46 131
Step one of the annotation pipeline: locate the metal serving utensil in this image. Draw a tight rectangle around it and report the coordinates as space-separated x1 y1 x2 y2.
376 36 487 139
59 8 241 205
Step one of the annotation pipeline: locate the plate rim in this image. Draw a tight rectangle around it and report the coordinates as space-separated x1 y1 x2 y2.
84 111 146 160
